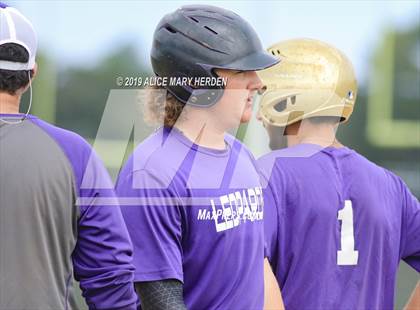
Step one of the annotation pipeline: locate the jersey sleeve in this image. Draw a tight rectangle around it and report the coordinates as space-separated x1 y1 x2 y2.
399 178 420 272
116 167 184 283
72 148 138 309
30 118 137 309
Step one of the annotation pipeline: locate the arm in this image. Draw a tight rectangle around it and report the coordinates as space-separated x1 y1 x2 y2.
73 201 137 309
30 122 138 308
398 179 420 310
117 169 184 282
72 152 137 309
136 280 187 310
399 178 420 272
264 259 284 310
117 165 185 310
404 281 420 310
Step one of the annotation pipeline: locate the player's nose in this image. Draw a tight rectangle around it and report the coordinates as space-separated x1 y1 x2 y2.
247 71 263 91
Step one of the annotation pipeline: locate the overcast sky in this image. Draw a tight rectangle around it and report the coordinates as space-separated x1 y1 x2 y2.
8 0 420 83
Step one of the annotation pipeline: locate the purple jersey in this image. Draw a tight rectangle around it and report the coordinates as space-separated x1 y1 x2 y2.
116 127 265 310
258 143 420 310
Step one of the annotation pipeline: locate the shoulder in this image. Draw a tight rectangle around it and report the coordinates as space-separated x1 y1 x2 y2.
29 117 93 156
348 150 403 185
225 133 257 162
119 128 183 187
258 143 323 165
328 148 412 199
257 144 314 182
30 117 111 191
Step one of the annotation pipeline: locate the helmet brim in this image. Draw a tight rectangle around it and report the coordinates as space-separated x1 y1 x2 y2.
219 50 280 71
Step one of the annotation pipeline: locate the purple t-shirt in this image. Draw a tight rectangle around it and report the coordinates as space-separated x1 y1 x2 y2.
258 143 420 310
116 127 265 310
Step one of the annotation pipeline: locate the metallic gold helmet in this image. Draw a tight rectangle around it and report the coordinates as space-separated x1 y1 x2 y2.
258 38 357 127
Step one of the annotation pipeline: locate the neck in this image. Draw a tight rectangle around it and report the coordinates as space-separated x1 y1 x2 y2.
0 92 20 114
174 109 226 150
287 120 343 148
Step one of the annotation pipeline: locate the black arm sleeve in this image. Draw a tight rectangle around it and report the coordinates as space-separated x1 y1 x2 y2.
135 280 187 310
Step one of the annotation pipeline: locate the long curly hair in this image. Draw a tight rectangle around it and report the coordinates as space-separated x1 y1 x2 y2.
142 85 187 127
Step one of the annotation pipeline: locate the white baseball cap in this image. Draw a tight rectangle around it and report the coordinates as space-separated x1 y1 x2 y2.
0 3 37 71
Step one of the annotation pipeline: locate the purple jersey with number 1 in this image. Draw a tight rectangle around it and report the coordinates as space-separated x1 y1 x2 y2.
258 143 420 310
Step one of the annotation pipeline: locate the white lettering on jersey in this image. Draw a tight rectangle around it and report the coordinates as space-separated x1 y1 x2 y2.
199 186 264 232
337 200 359 265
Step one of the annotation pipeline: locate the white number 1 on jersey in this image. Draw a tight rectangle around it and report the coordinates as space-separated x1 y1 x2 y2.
337 200 359 265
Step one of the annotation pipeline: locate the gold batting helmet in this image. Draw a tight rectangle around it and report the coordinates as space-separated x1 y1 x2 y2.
257 38 357 127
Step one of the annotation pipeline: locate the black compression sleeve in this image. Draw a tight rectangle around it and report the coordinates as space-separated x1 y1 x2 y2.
135 280 187 310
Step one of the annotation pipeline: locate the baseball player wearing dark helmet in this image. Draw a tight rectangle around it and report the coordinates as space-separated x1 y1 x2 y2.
116 5 279 310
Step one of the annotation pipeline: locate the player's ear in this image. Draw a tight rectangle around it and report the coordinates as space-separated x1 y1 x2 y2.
31 63 38 80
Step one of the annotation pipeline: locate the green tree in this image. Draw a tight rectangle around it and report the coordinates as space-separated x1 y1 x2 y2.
56 44 150 139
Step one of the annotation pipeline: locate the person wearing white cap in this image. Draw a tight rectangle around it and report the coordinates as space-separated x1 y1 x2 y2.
0 2 37 119
0 3 138 309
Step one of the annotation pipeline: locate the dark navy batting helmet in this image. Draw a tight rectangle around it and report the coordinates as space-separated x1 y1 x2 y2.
151 5 280 107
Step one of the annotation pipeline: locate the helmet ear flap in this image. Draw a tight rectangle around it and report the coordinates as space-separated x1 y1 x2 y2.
189 88 224 106
175 64 226 107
